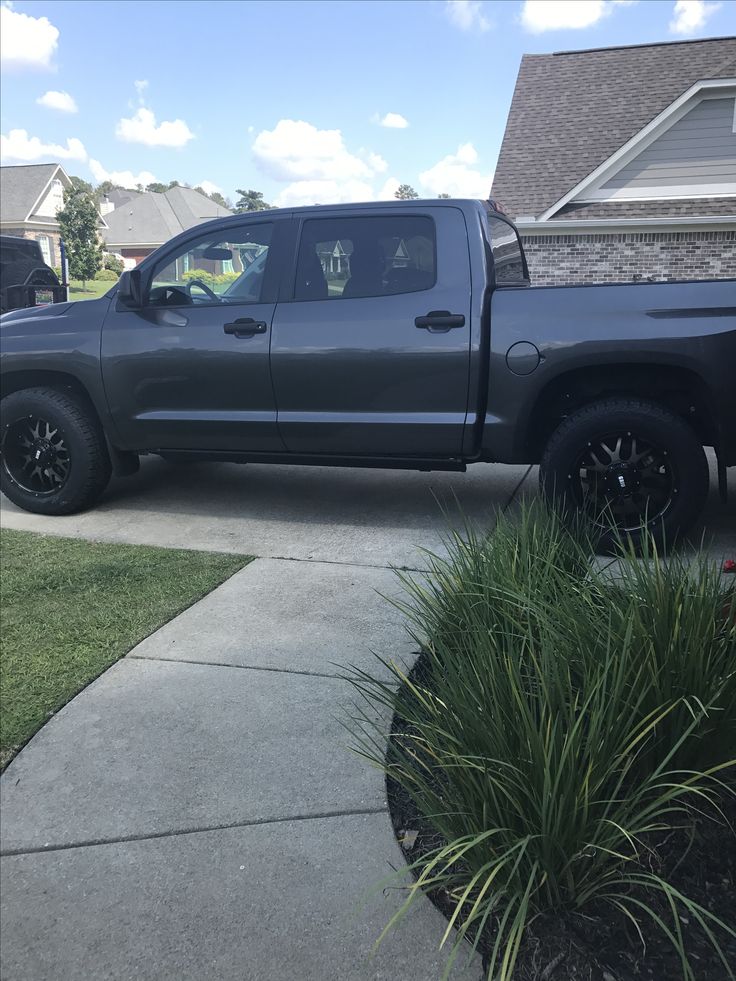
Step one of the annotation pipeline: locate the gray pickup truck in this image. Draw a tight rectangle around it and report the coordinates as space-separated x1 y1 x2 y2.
1 199 734 548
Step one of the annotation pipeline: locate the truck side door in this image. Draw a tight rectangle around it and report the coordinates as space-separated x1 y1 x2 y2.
101 220 288 453
269 206 473 457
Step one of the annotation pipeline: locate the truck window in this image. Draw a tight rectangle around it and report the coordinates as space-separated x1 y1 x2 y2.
147 224 272 307
486 213 528 286
294 215 436 301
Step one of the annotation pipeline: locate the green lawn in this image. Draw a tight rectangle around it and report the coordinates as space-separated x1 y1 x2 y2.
68 280 115 300
0 531 250 769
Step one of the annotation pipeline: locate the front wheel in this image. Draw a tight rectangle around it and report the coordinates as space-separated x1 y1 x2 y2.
539 398 709 552
1 387 111 515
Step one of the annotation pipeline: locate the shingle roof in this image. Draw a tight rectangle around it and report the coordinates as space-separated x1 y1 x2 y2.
0 163 61 223
102 185 232 247
555 197 736 220
491 36 736 220
104 188 140 210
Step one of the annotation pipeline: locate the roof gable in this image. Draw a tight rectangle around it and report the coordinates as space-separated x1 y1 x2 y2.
0 163 66 223
545 79 736 216
491 36 736 221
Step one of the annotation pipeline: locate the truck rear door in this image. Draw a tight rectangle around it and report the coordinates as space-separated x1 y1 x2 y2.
269 206 472 456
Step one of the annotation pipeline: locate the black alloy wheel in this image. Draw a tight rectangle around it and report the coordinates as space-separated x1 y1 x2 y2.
0 387 111 515
2 414 71 495
540 398 709 552
572 430 675 532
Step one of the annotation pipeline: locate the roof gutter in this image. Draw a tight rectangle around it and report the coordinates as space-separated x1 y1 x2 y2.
515 215 736 234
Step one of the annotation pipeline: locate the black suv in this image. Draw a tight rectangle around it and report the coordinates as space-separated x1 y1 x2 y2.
0 235 66 315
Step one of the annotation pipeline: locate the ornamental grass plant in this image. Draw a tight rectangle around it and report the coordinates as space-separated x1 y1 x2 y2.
348 502 735 980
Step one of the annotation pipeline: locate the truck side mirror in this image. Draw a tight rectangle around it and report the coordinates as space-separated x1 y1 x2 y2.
117 269 143 307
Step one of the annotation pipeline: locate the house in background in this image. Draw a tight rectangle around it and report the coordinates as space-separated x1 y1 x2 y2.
0 163 106 268
491 36 736 285
101 185 232 267
99 187 140 216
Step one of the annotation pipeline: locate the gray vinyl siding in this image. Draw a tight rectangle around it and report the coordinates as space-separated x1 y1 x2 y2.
602 95 736 190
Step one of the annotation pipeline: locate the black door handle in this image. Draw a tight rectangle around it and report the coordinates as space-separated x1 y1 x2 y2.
415 310 466 332
224 317 268 337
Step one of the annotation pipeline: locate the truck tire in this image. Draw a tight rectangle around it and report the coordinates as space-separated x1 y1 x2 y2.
1 387 111 515
539 398 709 552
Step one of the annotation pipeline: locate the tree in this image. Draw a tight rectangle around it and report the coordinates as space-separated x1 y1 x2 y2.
145 182 169 194
69 175 95 195
394 184 419 200
209 191 231 209
193 186 231 209
234 189 274 212
57 183 103 289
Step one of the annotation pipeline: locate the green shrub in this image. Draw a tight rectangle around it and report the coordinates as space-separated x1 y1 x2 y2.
102 254 124 274
182 268 215 286
349 502 735 980
94 268 119 281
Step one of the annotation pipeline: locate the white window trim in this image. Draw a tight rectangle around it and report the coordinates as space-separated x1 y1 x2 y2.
539 78 736 221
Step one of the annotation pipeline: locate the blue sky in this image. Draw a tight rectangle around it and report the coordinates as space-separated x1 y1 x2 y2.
2 0 735 205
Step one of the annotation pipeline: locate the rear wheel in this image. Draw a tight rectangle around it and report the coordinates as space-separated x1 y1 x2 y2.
1 388 111 515
539 398 709 552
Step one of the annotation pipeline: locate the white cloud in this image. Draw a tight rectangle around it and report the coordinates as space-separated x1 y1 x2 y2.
669 0 721 34
134 79 148 101
255 120 394 206
36 90 78 113
0 2 59 70
419 143 493 198
0 128 86 163
273 179 377 208
520 0 633 32
365 151 388 173
377 177 401 200
89 158 158 189
252 119 385 182
377 112 409 129
197 179 223 196
445 0 491 32
115 107 194 148
273 174 403 207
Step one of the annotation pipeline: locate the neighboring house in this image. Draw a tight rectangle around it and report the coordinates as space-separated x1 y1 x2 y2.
99 187 140 216
491 36 736 285
0 163 105 269
101 185 232 266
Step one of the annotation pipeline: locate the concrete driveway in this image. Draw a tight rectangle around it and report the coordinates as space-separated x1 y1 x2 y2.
1 452 733 564
0 455 535 566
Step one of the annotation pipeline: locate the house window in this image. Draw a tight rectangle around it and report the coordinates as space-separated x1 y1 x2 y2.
37 235 53 266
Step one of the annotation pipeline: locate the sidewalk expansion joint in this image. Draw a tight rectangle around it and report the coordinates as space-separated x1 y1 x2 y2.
127 654 344 680
267 555 423 573
502 465 533 513
0 806 388 858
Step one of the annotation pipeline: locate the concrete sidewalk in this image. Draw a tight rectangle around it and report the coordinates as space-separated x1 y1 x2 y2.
1 459 733 980
2 463 530 981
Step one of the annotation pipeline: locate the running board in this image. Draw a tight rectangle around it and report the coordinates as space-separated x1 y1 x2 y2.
151 450 468 473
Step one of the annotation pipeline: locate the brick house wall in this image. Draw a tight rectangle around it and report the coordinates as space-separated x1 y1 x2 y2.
521 230 736 286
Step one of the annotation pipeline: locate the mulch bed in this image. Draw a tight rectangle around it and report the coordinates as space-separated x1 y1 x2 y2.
387 652 736 981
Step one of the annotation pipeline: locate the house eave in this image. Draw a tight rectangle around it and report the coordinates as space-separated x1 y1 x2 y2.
516 215 736 234
103 242 162 250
